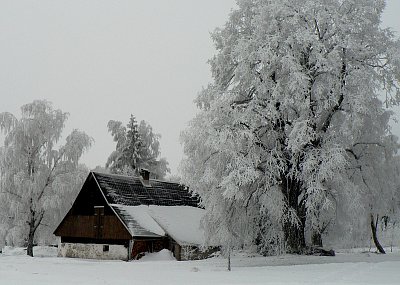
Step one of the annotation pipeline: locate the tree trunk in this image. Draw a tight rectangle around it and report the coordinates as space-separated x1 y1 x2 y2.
283 220 306 253
311 230 323 248
26 200 43 257
227 248 231 271
391 221 396 253
281 177 307 253
370 213 385 254
27 227 35 257
26 207 37 257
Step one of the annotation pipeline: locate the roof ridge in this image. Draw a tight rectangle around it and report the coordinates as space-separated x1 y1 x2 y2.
92 171 139 179
91 171 184 187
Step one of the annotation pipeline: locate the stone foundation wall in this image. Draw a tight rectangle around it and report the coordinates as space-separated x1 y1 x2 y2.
58 242 128 260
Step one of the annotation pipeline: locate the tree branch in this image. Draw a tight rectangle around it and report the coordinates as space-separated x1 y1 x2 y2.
1 190 22 199
319 48 347 133
37 148 65 201
203 151 219 164
33 211 45 233
353 142 385 148
345 149 359 160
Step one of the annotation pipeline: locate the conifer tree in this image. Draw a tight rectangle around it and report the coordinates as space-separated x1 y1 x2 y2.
106 115 169 179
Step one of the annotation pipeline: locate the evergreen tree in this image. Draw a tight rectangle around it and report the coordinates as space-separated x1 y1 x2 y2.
106 115 170 179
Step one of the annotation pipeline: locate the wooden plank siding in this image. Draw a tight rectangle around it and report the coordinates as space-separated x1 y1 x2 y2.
55 215 131 240
54 173 132 242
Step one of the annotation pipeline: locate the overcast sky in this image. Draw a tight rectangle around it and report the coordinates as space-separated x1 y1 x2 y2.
1 0 400 176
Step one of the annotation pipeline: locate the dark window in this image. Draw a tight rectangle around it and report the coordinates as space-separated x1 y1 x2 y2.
94 206 105 215
103 245 109 252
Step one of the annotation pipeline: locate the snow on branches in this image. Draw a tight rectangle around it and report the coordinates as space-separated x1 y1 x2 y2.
181 0 400 254
0 100 92 255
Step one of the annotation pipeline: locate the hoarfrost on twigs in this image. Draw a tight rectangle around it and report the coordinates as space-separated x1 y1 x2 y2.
181 0 400 255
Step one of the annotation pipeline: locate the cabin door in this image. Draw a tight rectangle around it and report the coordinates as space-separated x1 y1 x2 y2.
94 206 104 238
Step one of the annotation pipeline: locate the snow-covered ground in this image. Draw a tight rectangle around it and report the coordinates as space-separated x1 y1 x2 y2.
1 247 400 285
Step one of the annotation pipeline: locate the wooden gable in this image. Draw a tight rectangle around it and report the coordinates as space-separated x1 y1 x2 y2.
54 173 131 241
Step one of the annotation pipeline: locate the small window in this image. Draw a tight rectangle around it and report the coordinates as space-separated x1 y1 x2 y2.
103 245 109 252
94 206 105 216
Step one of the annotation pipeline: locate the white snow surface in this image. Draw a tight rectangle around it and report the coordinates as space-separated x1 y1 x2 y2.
114 205 205 245
1 246 58 257
2 247 400 284
139 249 176 262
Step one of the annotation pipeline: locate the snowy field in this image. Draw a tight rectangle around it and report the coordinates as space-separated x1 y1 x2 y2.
1 247 400 285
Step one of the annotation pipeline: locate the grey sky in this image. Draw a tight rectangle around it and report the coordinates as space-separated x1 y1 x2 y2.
1 0 399 176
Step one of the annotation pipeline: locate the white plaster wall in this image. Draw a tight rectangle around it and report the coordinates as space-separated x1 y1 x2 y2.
59 243 128 260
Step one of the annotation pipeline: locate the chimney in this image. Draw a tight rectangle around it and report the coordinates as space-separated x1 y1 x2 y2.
140 169 150 182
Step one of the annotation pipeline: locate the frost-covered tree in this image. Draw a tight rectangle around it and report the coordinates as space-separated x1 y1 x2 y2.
181 0 400 254
0 100 92 256
106 115 170 179
91 165 109 174
325 99 400 253
106 115 142 175
36 164 89 245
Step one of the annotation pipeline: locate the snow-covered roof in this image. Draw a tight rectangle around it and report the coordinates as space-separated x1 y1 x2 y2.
111 205 205 245
149 206 205 245
111 205 164 238
90 172 204 245
92 172 199 207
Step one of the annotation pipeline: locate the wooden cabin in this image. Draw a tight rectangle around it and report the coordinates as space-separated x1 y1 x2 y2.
54 171 205 261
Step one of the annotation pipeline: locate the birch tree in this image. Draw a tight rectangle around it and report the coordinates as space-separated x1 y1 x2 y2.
181 0 400 253
36 164 89 245
0 100 92 256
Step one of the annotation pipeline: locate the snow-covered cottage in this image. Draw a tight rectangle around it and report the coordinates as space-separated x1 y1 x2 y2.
54 171 206 261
